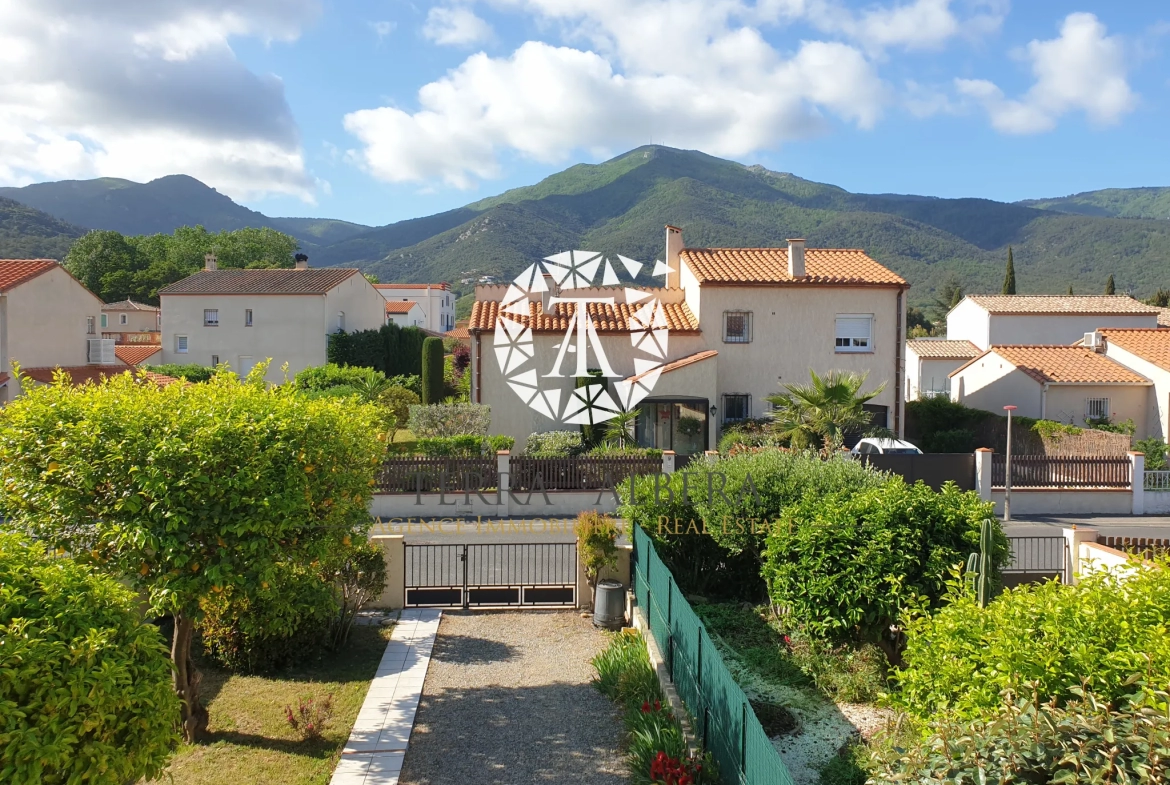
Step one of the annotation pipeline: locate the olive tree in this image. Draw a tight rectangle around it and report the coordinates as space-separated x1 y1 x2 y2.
0 366 385 741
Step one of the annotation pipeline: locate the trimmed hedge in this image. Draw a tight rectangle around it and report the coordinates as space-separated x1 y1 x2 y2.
415 435 514 457
421 337 444 404
326 322 426 378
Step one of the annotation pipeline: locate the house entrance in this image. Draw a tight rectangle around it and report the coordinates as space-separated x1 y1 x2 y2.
404 543 577 608
634 397 709 459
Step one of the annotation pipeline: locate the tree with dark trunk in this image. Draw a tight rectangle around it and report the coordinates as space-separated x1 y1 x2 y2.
1002 247 1016 295
0 363 384 740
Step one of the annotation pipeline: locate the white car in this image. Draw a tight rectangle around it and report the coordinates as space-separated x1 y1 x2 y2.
850 438 923 456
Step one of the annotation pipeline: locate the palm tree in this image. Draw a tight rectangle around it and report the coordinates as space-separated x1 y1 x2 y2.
602 408 639 449
766 370 886 450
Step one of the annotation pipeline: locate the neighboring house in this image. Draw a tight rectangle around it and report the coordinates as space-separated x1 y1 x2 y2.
949 345 1152 433
905 338 980 400
384 299 426 328
445 322 470 344
20 366 182 390
946 295 1159 350
0 259 112 403
1097 328 1170 439
101 299 161 341
1156 307 1170 328
469 228 908 457
115 344 162 367
158 255 384 382
373 283 455 333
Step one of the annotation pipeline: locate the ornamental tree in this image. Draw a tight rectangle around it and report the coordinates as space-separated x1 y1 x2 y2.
0 365 385 741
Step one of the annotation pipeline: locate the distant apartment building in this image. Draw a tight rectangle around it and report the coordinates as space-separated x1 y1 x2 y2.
374 283 455 333
158 254 384 382
384 299 426 328
0 259 112 402
946 295 1159 350
102 299 161 336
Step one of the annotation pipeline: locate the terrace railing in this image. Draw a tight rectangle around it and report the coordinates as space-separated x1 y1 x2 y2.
1145 470 1170 491
992 454 1131 489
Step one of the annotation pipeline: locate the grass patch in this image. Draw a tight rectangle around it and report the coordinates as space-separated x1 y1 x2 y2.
817 743 869 785
148 623 391 785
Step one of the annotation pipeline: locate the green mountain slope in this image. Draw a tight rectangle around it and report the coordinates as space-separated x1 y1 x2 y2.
0 198 85 260
1019 187 1170 220
268 217 373 245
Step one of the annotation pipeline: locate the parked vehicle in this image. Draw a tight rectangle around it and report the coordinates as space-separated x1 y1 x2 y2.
851 438 923 456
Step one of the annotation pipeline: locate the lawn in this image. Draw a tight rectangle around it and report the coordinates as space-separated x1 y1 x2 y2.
148 623 390 785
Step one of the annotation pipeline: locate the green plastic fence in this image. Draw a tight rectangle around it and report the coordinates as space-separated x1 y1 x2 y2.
632 525 796 785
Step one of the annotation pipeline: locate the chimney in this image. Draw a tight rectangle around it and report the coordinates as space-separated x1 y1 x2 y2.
294 253 309 270
204 253 217 272
664 225 683 289
787 239 806 278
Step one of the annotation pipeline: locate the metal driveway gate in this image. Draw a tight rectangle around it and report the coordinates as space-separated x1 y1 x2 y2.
404 543 577 608
1003 535 1070 588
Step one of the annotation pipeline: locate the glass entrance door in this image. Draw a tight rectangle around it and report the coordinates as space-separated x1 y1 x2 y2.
634 398 709 456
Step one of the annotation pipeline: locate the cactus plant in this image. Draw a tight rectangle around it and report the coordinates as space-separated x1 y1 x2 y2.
966 518 995 607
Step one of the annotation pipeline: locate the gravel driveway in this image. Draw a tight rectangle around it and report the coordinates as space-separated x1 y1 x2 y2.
398 611 628 785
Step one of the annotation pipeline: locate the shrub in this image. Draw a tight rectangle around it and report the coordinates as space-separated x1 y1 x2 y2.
379 385 420 435
1136 436 1169 470
408 402 491 437
388 374 421 396
586 444 662 458
870 685 1170 783
421 337 444 404
0 534 179 784
763 479 1002 655
198 563 338 674
294 363 384 391
326 540 387 648
526 429 585 457
412 434 513 457
593 628 662 706
927 427 975 453
144 362 216 382
296 384 360 401
452 342 470 372
326 323 426 378
576 511 619 608
893 558 1170 719
284 694 334 742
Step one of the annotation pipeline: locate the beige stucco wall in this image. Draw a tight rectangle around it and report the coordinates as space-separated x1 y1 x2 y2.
952 354 1043 416
104 308 158 333
945 299 990 349
3 266 105 399
1043 383 1149 433
1104 343 1170 439
386 304 425 328
160 274 384 383
989 488 1133 516
989 314 1156 347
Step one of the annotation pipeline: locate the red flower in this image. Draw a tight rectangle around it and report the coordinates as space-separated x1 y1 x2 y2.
654 700 661 712
642 701 651 713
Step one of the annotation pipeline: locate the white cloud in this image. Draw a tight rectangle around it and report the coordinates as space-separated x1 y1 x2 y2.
348 0 889 187
0 0 320 200
370 20 396 40
957 12 1136 134
423 6 493 47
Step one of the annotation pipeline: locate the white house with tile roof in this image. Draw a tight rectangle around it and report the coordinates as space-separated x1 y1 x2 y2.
1094 328 1170 439
949 344 1152 433
101 299 160 336
159 255 384 382
468 227 908 456
373 283 455 333
946 295 1160 351
384 299 426 328
905 338 981 401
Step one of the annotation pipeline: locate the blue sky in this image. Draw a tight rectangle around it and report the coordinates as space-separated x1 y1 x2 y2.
2 1 1168 227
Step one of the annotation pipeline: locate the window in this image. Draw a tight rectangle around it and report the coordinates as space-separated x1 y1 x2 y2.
203 309 219 326
211 354 219 366
245 309 253 327
723 311 752 343
835 314 873 353
86 316 95 335
119 313 128 325
175 335 188 354
100 313 108 328
1086 397 1111 421
722 393 751 424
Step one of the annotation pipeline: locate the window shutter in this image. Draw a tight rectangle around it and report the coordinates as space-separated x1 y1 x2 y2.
835 317 871 340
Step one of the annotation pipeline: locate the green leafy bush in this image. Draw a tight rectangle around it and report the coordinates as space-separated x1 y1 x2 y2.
592 628 662 707
414 434 514 457
198 563 338 674
143 362 217 382
296 384 360 401
763 479 1002 652
421 337 444 404
408 403 491 437
894 559 1170 719
1136 436 1169 470
871 685 1170 783
379 385 420 435
0 534 179 784
585 444 662 458
326 540 388 648
927 428 975 453
525 430 586 457
293 363 385 391
326 323 426 378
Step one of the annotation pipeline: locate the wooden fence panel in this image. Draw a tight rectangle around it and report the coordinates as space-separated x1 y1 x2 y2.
992 455 1131 488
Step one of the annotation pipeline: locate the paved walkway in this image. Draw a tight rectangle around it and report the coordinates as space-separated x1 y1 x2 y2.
331 609 442 785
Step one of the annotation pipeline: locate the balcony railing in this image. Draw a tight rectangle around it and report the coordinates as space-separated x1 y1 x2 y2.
993 454 1131 488
102 331 161 345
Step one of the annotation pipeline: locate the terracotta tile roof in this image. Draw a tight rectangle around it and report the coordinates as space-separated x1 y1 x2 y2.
0 259 58 292
1099 328 1170 372
963 295 1159 315
20 366 182 387
1156 307 1170 328
159 268 359 295
384 300 419 314
102 299 159 312
445 326 470 340
679 248 906 287
626 350 718 384
374 282 450 290
115 344 162 366
906 339 981 359
952 345 1150 385
469 299 700 333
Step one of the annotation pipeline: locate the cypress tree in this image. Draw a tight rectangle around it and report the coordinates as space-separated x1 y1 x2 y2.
1105 274 1116 295
1067 285 1074 295
421 337 445 404
1002 247 1016 295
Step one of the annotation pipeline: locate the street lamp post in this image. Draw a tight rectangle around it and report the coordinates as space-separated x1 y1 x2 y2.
1003 405 1017 522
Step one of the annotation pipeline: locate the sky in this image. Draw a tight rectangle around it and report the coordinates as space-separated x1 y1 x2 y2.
1 1 1168 227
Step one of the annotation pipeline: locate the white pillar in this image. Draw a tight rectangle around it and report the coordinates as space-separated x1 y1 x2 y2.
1131 451 1145 515
975 448 993 502
703 450 719 466
497 450 511 515
1062 526 1099 585
661 450 676 475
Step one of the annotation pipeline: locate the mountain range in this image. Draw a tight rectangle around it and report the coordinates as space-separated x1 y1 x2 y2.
3 146 1169 314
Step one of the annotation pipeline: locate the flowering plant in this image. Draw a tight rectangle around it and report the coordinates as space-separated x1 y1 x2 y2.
285 693 334 741
650 750 706 785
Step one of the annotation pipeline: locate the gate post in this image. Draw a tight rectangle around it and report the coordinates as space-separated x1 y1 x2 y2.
497 450 511 516
368 534 405 609
1062 526 1098 585
662 450 676 475
1131 451 1145 515
975 448 993 502
461 544 470 610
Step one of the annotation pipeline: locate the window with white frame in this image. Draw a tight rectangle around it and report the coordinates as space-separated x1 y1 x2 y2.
723 311 752 343
245 309 253 327
835 314 873 353
100 314 108 328
86 316 95 335
119 313 128 325
1086 397 1111 421
203 309 219 326
175 335 188 354
722 393 751 423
